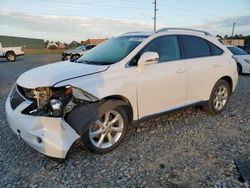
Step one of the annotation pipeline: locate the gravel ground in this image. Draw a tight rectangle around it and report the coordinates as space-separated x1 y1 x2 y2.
0 55 249 188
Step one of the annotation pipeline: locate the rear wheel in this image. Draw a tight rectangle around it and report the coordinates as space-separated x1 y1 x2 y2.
203 79 231 115
83 106 129 154
6 51 16 62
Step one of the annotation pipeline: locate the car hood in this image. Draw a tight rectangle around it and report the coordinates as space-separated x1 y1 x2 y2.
17 61 109 88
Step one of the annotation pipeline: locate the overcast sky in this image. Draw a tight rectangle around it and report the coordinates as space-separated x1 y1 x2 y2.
0 0 249 42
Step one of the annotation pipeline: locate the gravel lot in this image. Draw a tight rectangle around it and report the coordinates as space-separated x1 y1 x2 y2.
0 55 249 187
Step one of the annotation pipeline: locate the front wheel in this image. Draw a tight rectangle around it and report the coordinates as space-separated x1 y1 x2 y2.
203 80 231 115
83 106 129 154
6 51 16 62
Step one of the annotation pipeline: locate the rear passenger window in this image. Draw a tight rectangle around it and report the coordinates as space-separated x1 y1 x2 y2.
208 42 224 55
180 35 210 59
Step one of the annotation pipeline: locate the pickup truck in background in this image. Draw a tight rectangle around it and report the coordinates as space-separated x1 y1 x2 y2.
0 43 24 62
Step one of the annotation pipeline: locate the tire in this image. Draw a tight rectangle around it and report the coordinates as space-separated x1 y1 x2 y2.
203 79 231 115
82 106 129 154
237 63 242 74
6 51 16 62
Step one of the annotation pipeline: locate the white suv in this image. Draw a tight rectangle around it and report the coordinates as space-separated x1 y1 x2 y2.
5 28 238 159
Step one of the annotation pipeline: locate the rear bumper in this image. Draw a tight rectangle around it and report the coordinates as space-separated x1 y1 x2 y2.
5 94 80 159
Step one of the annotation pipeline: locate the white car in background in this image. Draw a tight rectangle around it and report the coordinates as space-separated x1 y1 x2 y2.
5 28 238 159
226 45 250 74
0 43 24 62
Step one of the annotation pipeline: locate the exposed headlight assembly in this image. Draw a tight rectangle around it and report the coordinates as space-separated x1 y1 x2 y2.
49 99 63 116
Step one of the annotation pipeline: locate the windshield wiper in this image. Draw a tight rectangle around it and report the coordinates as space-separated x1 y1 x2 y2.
76 60 112 65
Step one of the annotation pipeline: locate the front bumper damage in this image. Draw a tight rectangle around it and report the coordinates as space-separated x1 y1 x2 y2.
5 96 80 159
5 84 130 159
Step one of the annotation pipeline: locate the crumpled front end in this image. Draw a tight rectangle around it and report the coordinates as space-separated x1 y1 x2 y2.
5 84 94 159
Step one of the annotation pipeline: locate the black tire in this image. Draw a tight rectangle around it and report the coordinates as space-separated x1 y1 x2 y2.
237 63 242 74
6 51 16 62
203 79 231 115
82 106 129 154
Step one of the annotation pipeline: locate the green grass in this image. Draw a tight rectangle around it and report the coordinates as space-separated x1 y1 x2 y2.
23 49 64 55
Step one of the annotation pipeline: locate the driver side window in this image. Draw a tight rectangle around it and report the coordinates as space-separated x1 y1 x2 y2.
130 35 181 66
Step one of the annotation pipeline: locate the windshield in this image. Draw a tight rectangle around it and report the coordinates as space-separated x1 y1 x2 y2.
227 46 248 55
75 45 85 50
76 35 148 65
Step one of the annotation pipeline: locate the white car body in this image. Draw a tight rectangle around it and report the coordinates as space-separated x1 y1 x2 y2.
5 29 238 158
0 43 24 57
226 45 250 74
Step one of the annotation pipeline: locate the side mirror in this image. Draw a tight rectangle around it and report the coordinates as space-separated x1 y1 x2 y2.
138 52 159 72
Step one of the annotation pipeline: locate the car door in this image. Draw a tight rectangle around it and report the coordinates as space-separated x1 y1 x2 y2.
135 35 188 118
179 35 225 102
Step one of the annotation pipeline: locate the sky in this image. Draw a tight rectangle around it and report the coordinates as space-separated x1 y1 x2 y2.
0 0 249 42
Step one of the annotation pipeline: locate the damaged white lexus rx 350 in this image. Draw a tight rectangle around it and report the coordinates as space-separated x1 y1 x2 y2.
6 28 238 159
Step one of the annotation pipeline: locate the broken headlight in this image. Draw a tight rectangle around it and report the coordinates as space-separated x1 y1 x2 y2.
21 85 98 117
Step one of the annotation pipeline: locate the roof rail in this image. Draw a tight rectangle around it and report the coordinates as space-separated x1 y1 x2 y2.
121 31 145 35
156 28 212 36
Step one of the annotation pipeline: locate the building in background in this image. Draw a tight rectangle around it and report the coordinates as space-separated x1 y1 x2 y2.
222 39 245 46
81 38 107 45
0 35 44 49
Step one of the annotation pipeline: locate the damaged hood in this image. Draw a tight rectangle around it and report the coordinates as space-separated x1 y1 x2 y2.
17 61 109 88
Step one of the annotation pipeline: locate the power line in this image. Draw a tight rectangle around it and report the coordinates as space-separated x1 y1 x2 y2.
42 0 151 10
0 10 151 21
158 2 216 18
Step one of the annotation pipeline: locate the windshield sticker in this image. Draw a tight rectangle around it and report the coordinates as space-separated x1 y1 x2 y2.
129 38 145 42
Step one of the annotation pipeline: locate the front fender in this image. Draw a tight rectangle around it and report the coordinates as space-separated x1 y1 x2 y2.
65 100 130 135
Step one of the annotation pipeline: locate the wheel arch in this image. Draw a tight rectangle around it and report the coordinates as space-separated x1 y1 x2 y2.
4 50 15 57
218 76 233 93
102 95 134 124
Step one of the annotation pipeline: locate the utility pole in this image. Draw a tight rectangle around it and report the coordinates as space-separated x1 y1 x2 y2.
153 0 158 32
231 22 236 45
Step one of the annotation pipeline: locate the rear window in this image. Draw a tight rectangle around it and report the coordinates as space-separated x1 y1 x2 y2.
180 35 210 59
208 42 224 55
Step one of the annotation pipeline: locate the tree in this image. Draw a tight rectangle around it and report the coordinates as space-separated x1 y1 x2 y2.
68 40 80 49
238 34 244 39
216 35 223 39
224 35 228 39
44 40 50 48
234 34 239 39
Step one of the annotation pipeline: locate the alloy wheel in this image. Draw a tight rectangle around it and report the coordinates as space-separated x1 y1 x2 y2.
89 110 124 149
213 85 228 111
8 55 15 61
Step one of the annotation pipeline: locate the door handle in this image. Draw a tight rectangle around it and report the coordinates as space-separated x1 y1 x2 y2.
176 69 186 74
